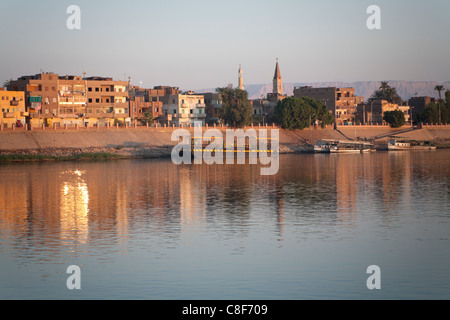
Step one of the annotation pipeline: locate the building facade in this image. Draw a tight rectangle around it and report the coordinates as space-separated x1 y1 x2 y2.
408 96 435 119
199 92 222 124
0 88 26 128
161 93 206 126
356 99 410 124
293 86 364 125
8 73 129 127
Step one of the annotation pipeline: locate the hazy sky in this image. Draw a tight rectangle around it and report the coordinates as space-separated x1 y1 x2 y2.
1 0 449 90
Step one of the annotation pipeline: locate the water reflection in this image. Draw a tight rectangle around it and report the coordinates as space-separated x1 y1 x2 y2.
0 150 449 264
59 170 89 244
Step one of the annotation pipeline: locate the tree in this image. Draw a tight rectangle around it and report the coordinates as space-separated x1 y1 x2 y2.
2 79 12 88
217 87 253 128
368 81 403 104
274 97 334 130
434 85 446 124
383 110 406 128
434 85 445 101
139 112 154 126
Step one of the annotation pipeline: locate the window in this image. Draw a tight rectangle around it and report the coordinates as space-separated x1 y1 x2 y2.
53 98 57 103
88 87 92 92
96 99 100 103
95 88 99 92
88 98 92 103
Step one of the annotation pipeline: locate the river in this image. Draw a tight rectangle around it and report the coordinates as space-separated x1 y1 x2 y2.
1 150 449 299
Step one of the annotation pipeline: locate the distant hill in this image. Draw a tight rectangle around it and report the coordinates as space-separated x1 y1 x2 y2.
195 81 450 101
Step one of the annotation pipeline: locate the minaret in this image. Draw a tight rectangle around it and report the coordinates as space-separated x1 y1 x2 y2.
238 64 244 90
273 58 283 96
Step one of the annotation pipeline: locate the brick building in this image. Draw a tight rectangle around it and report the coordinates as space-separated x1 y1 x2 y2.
0 88 26 128
8 73 129 127
293 86 364 125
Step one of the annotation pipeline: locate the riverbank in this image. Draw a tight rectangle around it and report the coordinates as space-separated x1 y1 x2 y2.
1 126 450 162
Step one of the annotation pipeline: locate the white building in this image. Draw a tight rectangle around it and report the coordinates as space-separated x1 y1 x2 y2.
162 94 206 126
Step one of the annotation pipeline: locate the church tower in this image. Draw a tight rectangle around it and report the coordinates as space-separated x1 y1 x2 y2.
273 59 283 96
238 64 244 90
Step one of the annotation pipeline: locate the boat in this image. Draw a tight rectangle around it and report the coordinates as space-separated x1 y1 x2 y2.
387 138 437 151
313 140 337 153
315 139 373 154
387 139 410 150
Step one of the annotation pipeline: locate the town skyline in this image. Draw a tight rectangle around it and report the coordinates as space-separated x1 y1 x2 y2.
1 0 449 90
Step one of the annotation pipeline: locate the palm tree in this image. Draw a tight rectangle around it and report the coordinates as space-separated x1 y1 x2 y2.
380 81 390 91
434 85 444 101
434 85 445 125
2 79 11 88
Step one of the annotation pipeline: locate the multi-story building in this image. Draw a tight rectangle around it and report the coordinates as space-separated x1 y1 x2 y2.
8 73 130 127
198 92 222 124
408 96 436 119
136 86 179 103
356 99 410 124
161 93 206 126
85 76 129 126
0 88 26 128
293 86 364 125
129 95 163 124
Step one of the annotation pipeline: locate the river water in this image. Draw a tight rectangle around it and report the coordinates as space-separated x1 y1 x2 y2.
1 151 449 299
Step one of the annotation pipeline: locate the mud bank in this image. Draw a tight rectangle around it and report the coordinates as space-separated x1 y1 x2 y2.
1 126 449 161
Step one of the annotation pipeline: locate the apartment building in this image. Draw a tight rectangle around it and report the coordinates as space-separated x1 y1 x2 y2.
161 93 206 126
197 92 222 124
8 73 130 127
293 86 364 125
85 76 129 126
356 100 410 124
0 88 26 128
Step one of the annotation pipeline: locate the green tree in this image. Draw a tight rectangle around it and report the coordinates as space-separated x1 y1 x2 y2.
369 81 403 104
416 103 440 124
383 110 406 128
434 85 445 101
139 112 154 126
274 97 333 130
217 87 253 128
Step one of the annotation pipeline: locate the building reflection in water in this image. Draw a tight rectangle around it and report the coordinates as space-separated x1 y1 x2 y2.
59 170 89 244
1 151 449 264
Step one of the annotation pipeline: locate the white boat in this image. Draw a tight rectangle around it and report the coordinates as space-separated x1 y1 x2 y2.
387 139 410 150
315 139 373 154
313 139 339 153
330 146 369 153
387 138 436 151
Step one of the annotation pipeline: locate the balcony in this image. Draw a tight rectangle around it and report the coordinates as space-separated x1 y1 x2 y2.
190 113 206 118
10 100 20 106
3 112 15 118
196 103 206 108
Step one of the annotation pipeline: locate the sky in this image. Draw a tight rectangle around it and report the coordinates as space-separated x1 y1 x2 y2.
0 0 449 91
